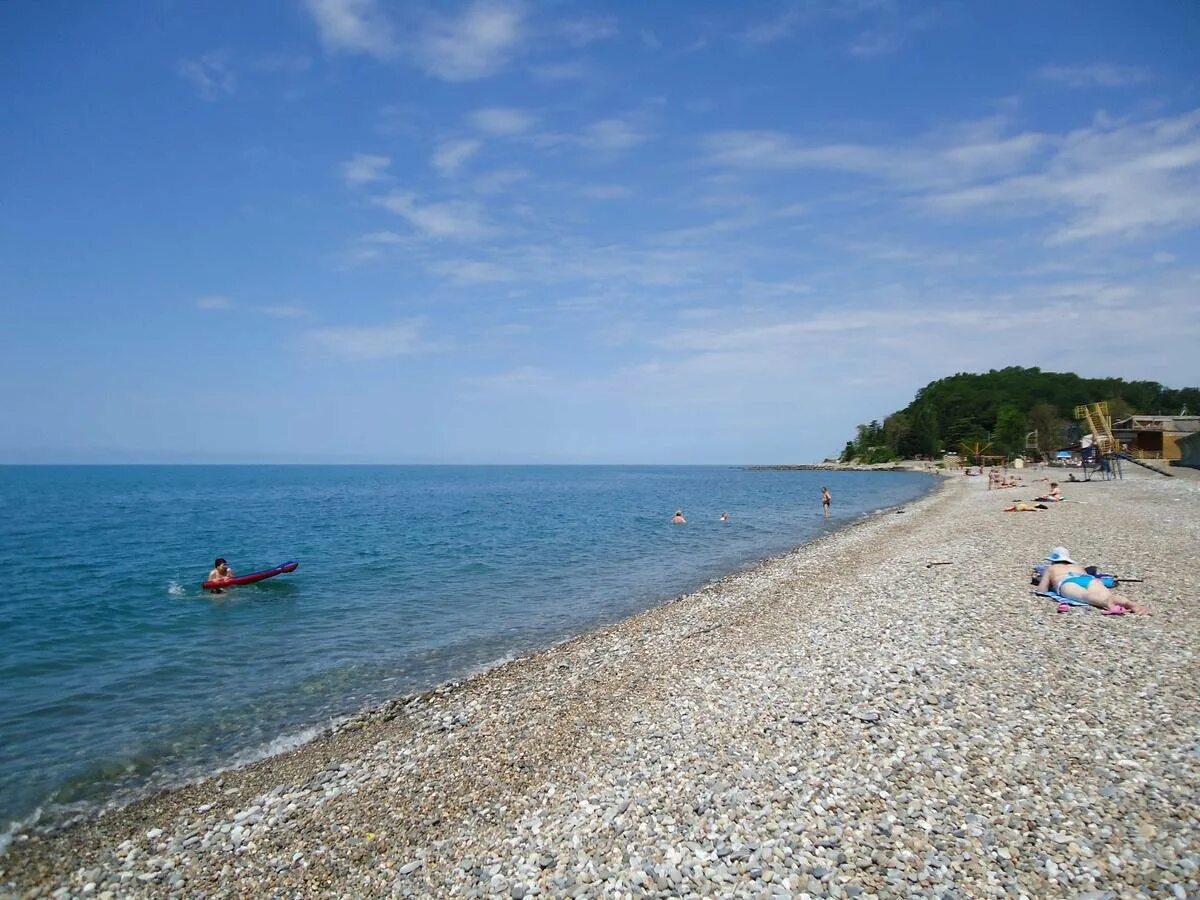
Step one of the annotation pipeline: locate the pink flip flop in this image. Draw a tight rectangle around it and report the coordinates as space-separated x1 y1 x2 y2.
1056 603 1071 613
1101 605 1126 616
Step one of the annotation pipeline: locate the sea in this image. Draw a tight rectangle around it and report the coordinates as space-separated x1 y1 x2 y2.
0 465 934 840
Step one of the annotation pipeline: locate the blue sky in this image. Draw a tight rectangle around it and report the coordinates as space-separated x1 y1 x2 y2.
2 1 1199 463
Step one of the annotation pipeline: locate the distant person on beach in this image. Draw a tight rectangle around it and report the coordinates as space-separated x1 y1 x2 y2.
720 512 729 522
1048 482 1063 500
821 487 831 517
671 510 686 524
206 558 234 592
1067 473 1079 482
1037 546 1149 615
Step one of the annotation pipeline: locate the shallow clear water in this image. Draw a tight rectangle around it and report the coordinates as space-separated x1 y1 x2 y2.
0 465 932 832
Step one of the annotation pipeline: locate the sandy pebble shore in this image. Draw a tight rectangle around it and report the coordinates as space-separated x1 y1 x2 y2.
3 467 1198 899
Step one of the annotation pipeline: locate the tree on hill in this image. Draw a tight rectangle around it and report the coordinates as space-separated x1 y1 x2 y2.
838 367 1200 462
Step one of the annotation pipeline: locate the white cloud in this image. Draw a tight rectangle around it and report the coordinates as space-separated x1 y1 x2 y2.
432 139 482 177
558 16 617 47
305 320 426 360
375 191 496 239
303 0 395 58
1038 64 1151 89
581 118 648 152
433 260 520 284
194 295 234 310
702 120 1045 188
469 106 536 136
640 29 662 49
341 153 391 187
461 365 559 394
473 167 530 194
177 52 235 101
412 0 525 81
927 109 1200 243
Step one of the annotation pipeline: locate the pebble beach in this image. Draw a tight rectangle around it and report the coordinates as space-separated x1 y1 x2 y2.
3 466 1197 899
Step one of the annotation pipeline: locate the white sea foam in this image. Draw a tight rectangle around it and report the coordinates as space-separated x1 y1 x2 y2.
166 580 186 598
0 806 42 857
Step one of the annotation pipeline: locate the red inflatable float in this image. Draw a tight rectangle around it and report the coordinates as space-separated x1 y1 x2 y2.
203 561 298 591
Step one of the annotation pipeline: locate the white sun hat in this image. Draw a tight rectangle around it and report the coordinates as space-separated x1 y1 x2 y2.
1045 546 1075 564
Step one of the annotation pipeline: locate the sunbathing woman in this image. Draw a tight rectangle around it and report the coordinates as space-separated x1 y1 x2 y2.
1037 547 1149 614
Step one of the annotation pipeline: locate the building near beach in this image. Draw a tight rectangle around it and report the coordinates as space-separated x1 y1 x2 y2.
1175 431 1200 469
1111 416 1200 461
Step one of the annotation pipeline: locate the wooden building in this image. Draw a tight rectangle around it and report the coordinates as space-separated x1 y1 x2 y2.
1111 416 1200 461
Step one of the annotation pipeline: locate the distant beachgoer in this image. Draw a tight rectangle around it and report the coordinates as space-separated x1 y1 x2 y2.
206 557 234 592
1037 546 1149 615
671 510 686 524
719 512 729 522
1048 482 1063 500
1067 473 1079 482
821 487 831 517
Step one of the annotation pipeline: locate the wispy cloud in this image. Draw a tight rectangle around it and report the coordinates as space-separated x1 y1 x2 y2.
702 118 1045 189
411 0 526 81
469 106 537 136
1038 63 1151 89
848 10 938 58
177 52 235 101
461 365 559 394
433 260 520 284
303 0 395 58
927 109 1200 243
581 118 649 152
375 191 496 239
557 15 618 47
194 295 234 310
432 139 482 177
341 153 391 187
473 167 530 194
305 319 427 360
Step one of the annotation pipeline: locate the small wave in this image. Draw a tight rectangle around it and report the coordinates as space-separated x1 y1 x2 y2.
0 805 43 857
166 580 187 598
225 725 324 772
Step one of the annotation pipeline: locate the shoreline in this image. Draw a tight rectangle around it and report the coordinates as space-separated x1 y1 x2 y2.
4 469 1197 897
1 477 938 856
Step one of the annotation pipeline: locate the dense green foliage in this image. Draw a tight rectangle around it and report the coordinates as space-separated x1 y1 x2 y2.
841 367 1200 462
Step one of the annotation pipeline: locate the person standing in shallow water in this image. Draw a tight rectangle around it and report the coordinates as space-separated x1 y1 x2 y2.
821 487 832 518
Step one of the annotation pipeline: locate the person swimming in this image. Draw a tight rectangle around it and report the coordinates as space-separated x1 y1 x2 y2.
1037 546 1149 614
719 512 729 522
206 557 234 592
671 510 686 524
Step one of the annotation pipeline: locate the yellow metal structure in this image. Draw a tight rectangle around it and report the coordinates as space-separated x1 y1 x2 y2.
1074 401 1117 454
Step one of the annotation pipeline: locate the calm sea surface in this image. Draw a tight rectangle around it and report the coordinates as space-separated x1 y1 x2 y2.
0 465 933 835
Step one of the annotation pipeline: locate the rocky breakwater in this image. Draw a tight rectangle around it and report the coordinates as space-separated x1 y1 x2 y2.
3 468 1197 898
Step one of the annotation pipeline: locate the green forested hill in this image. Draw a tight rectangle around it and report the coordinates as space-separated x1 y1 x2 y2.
841 367 1200 463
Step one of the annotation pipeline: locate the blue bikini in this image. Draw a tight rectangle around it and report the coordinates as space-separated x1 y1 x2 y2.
1058 574 1095 592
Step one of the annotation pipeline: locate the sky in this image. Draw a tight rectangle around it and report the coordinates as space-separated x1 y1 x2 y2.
1 1 1199 464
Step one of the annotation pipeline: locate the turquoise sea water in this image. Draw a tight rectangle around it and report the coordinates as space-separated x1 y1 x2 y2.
0 465 933 836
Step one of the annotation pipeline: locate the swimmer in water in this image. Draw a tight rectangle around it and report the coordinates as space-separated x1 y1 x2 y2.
821 486 831 518
720 512 728 522
206 557 234 592
671 510 686 524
